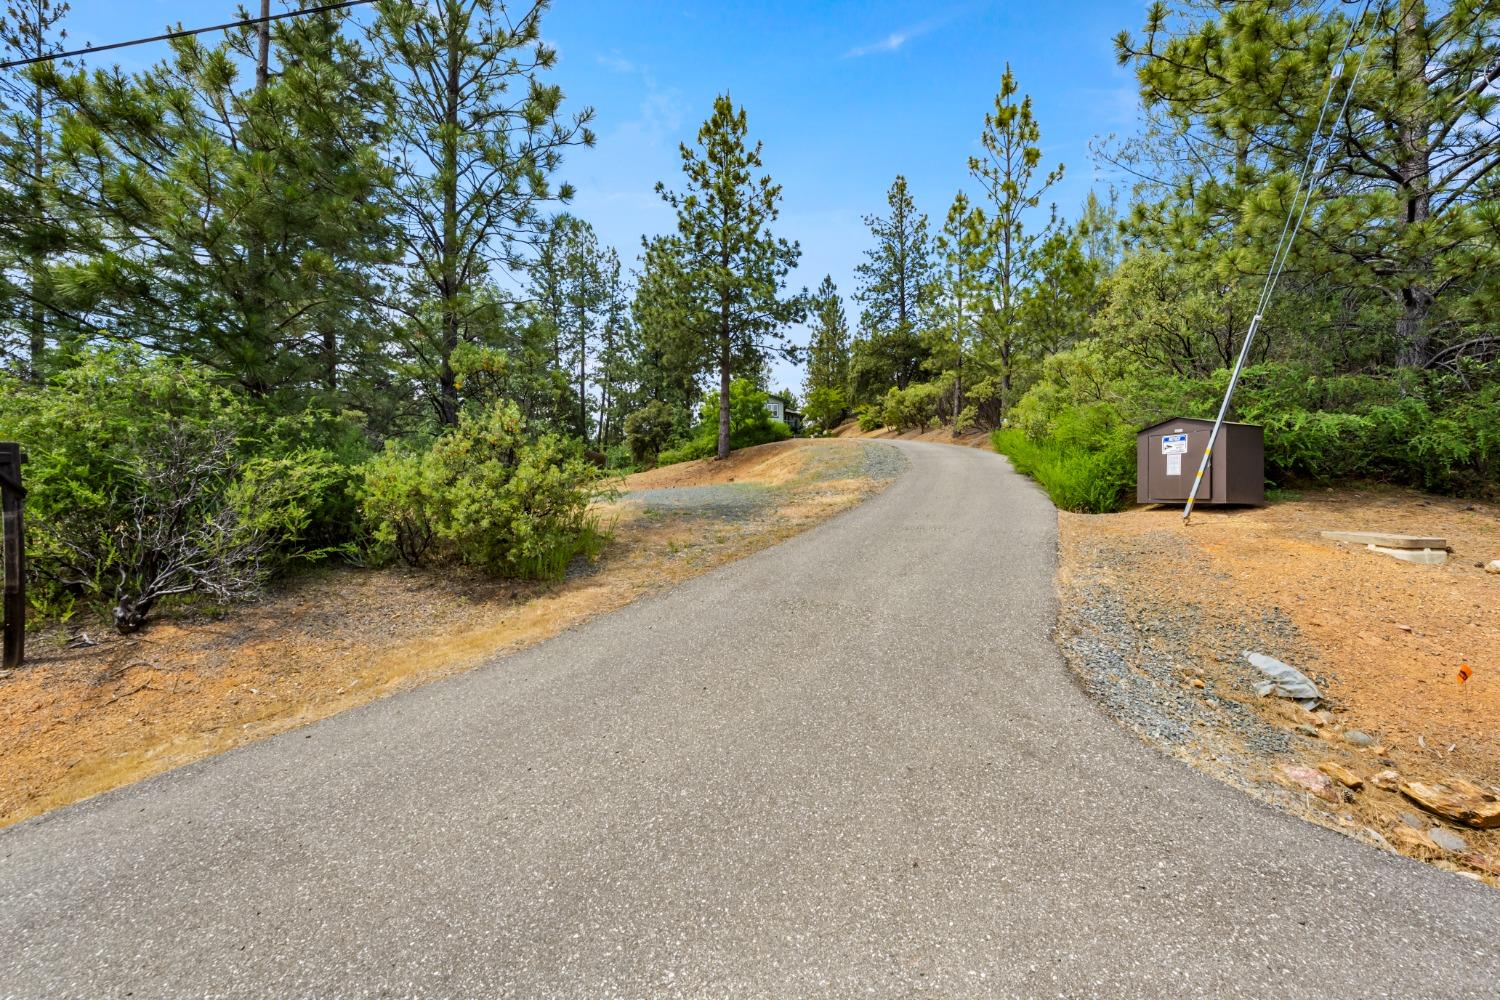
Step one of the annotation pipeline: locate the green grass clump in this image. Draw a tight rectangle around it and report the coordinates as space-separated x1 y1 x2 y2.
991 428 1134 514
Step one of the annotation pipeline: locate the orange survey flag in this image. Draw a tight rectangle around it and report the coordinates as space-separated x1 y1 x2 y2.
1457 663 1473 685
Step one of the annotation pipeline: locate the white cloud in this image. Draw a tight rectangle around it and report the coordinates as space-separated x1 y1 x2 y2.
844 31 914 58
843 12 958 59
597 53 635 74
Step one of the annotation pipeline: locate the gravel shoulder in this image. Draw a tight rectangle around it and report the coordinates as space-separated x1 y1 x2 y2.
1057 488 1500 886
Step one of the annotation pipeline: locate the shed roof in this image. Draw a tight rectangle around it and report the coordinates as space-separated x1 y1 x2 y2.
1139 416 1260 433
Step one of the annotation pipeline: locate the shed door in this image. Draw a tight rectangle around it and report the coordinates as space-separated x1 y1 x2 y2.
1147 429 1212 501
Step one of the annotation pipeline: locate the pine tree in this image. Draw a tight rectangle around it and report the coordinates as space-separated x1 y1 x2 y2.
36 5 393 401
1118 0 1500 367
653 94 803 460
804 275 850 395
372 0 595 424
0 0 68 380
852 174 935 398
968 64 1063 411
927 192 989 429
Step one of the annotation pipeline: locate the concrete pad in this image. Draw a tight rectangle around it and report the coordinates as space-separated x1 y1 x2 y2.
1321 530 1448 550
1367 544 1448 565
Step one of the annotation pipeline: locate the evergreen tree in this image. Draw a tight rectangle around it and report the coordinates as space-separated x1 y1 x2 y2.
631 234 703 419
591 245 634 447
852 174 935 399
968 64 1063 411
1118 0 1500 367
927 191 989 429
36 6 393 401
804 274 850 395
0 0 67 380
652 94 803 460
372 0 595 424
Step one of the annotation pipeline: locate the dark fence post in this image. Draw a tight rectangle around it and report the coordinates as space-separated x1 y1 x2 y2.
0 442 24 669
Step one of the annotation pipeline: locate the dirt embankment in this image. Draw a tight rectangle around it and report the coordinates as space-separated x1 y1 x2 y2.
0 439 904 829
1058 488 1500 886
831 419 993 450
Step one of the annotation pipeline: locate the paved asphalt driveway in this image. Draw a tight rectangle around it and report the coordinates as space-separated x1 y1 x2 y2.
2 441 1497 998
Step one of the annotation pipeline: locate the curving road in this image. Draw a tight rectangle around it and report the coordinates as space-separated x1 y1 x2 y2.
2 441 1496 998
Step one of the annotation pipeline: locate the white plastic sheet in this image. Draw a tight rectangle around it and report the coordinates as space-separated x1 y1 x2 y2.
1243 651 1322 709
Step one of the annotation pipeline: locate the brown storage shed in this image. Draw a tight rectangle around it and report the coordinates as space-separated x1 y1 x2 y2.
1136 417 1264 506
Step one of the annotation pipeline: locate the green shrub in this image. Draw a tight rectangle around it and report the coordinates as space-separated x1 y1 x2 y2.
881 382 940 432
803 386 847 432
992 401 1136 513
624 399 678 466
0 348 346 631
656 380 791 464
360 400 610 579
855 404 883 432
992 428 1135 513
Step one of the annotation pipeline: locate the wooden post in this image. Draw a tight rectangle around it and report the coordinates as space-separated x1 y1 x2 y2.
1 442 25 669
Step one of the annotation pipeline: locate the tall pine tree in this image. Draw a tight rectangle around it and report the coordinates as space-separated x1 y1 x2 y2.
36 5 393 401
852 174 934 400
0 0 68 379
652 94 803 460
372 0 595 424
968 64 1063 411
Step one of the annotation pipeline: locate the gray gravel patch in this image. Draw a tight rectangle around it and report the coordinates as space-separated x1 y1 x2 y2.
1058 528 1331 795
627 483 775 521
624 442 906 524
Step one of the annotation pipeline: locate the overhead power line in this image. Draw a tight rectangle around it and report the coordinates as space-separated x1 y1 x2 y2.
0 0 375 71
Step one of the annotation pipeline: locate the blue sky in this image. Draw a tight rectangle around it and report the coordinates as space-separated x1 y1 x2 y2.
61 0 1148 393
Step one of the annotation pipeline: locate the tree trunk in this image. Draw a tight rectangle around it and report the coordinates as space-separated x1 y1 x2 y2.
1394 0 1433 368
437 25 462 426
577 304 588 439
26 75 45 382
322 328 338 391
255 0 271 90
717 324 731 461
242 0 273 398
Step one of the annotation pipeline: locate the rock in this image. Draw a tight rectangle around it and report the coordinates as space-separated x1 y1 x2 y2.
1371 769 1401 791
1399 811 1427 829
1295 724 1320 738
1458 853 1500 877
1277 764 1340 803
1428 828 1468 853
1400 778 1500 829
1364 828 1393 851
1190 677 1205 689
1485 559 1500 574
1344 730 1374 748
1389 826 1438 853
1317 762 1364 790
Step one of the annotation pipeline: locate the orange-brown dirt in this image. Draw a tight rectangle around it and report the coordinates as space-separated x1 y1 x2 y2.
0 440 896 829
1059 488 1500 884
833 419 993 450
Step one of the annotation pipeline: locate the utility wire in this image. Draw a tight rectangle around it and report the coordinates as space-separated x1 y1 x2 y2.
0 0 375 71
1181 0 1381 524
